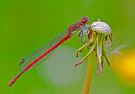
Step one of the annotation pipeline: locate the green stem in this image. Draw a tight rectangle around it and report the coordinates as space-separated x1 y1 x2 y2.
82 54 94 94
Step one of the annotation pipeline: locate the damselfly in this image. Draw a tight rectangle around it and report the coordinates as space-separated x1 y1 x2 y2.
8 17 91 86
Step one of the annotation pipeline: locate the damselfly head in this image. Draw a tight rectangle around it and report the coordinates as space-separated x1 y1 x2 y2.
81 16 89 24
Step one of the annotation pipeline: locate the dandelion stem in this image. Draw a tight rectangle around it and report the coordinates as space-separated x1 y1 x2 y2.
82 54 93 94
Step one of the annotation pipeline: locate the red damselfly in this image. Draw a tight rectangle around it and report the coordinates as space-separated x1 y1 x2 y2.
8 17 90 86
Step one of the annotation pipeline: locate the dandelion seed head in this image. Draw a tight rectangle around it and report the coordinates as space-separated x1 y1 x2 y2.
91 19 111 35
75 18 126 77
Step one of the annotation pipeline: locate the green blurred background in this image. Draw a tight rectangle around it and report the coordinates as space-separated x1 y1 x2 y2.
0 0 135 94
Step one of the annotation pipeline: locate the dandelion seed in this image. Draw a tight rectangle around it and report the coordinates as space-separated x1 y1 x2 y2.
106 42 127 62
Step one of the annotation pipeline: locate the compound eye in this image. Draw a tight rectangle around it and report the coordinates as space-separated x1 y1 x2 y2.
82 19 87 24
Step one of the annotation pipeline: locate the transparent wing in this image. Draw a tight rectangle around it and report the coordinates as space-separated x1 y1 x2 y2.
19 29 69 71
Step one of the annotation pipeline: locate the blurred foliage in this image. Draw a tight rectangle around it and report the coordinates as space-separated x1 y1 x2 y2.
0 0 135 94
